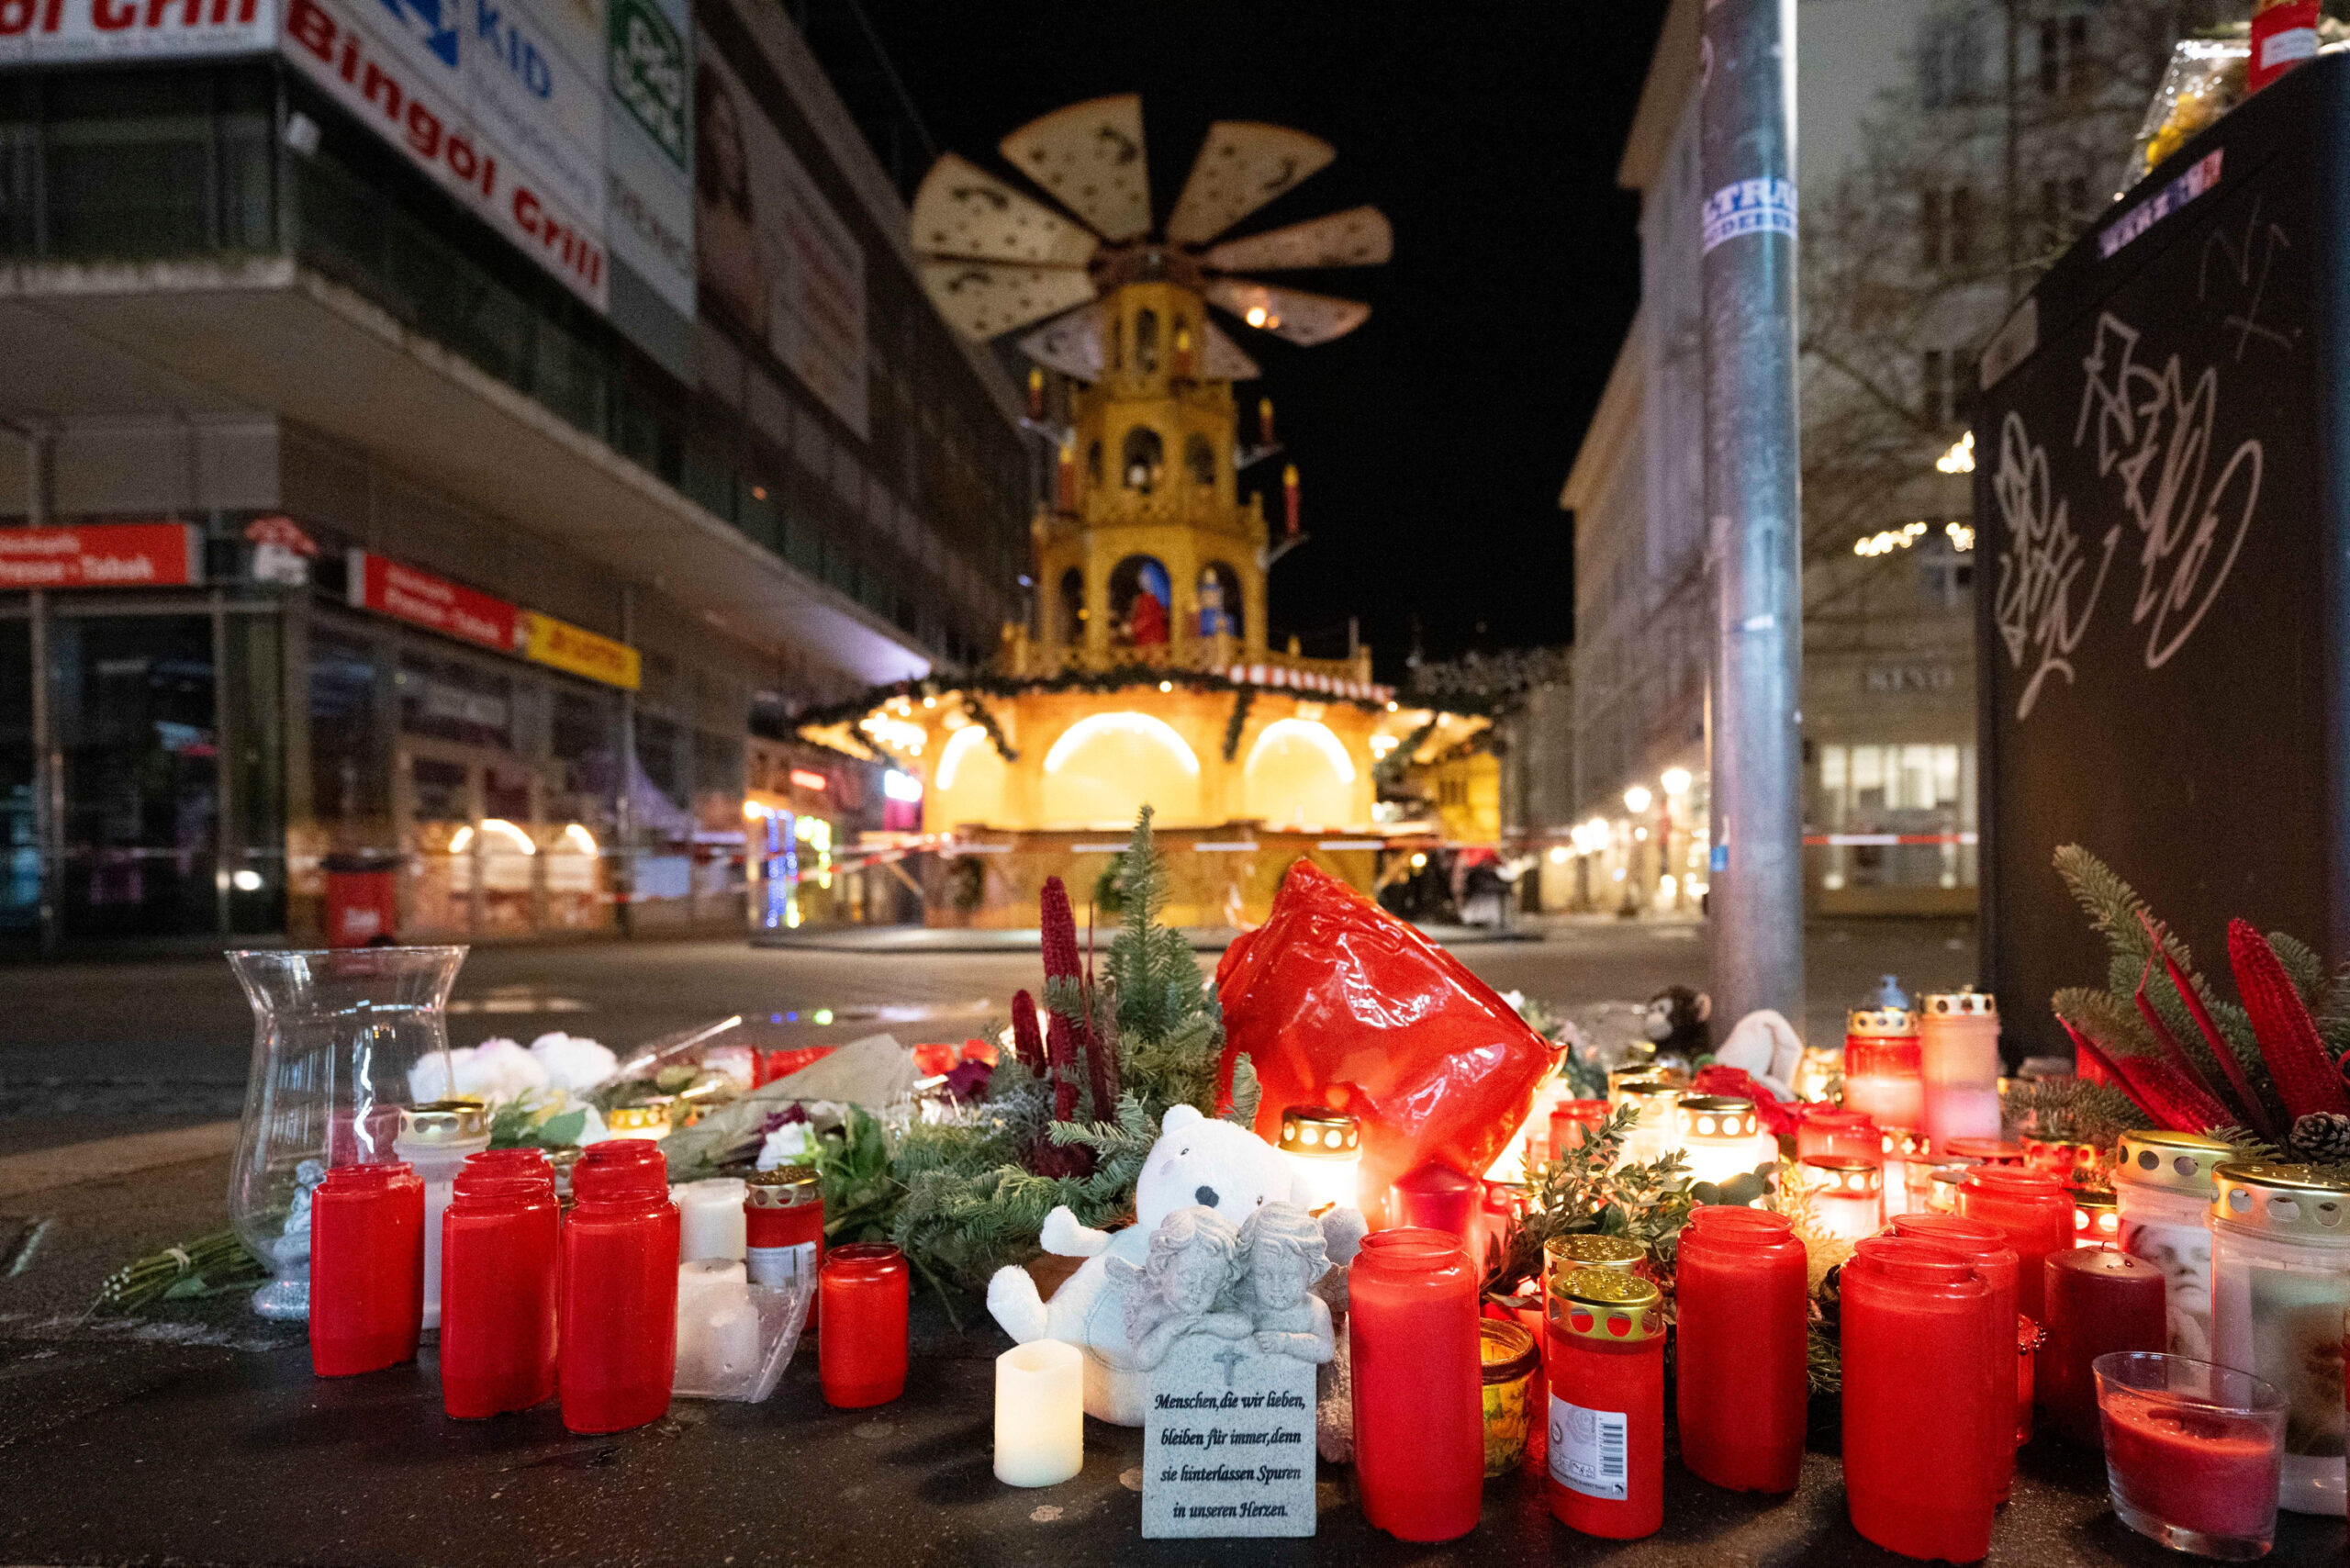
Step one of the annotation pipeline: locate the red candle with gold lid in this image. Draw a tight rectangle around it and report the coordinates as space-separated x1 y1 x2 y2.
1546 1265 1664 1539
309 1160 424 1377
1673 1206 1807 1493
1840 1236 2002 1562
1843 1005 1923 1133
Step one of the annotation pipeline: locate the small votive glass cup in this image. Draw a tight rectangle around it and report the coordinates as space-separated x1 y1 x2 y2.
2094 1351 2285 1562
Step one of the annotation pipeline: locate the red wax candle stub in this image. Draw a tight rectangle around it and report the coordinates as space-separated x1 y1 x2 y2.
1674 1208 1807 1494
1841 1238 2003 1562
1349 1228 1483 1542
2039 1249 2166 1448
309 1161 424 1378
819 1243 910 1409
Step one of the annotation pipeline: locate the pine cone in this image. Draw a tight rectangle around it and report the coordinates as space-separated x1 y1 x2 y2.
2288 1111 2350 1163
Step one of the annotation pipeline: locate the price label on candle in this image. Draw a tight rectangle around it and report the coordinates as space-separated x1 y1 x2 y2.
1549 1395 1629 1500
1142 1338 1316 1539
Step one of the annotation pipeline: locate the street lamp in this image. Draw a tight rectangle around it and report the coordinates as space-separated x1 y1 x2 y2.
1623 784 1652 814
1662 767 1692 796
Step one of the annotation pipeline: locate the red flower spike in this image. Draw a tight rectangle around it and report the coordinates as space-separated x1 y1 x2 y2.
1010 990 1046 1077
1040 877 1080 985
2132 947 2241 1123
2141 912 2276 1138
2228 919 2350 1120
2058 1016 2227 1132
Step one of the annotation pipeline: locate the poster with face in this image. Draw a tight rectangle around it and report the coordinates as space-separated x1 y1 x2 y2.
2120 1215 2215 1361
692 36 867 438
2244 1268 2347 1461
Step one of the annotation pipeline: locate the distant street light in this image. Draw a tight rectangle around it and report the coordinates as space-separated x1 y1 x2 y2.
1935 431 1975 473
1624 784 1653 814
1662 767 1692 796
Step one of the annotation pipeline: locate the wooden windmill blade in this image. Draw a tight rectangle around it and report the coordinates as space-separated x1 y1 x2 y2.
1202 206 1392 272
1016 305 1108 382
1203 279 1371 347
919 260 1098 341
910 153 1100 266
997 94 1152 243
1165 121 1335 247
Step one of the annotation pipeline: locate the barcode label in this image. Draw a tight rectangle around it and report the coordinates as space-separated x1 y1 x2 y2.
745 1241 815 1289
1547 1394 1630 1501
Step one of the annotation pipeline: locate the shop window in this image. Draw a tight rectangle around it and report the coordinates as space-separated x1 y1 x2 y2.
1185 432 1216 488
310 628 387 844
1814 742 1976 893
397 652 513 750
1135 308 1159 375
1122 426 1164 493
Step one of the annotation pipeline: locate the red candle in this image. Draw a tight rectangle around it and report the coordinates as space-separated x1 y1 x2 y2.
1942 1137 2028 1167
1550 1100 1609 1160
2039 1249 2166 1447
744 1163 824 1307
1958 1165 2070 1322
1673 1207 1807 1493
2098 1360 2285 1548
1840 1237 2002 1562
819 1242 909 1408
309 1161 423 1377
1545 1266 1664 1539
441 1169 559 1418
461 1148 552 1180
1391 1161 1482 1246
558 1152 679 1434
1348 1227 1483 1542
1890 1212 2020 1499
1796 1107 1879 1164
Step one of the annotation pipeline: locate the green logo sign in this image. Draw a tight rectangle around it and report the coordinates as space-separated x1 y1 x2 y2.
609 0 688 168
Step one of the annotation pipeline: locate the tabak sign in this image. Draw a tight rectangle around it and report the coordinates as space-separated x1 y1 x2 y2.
0 0 274 63
0 523 201 589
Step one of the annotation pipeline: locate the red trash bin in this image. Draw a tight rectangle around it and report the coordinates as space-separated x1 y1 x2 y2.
323 853 399 946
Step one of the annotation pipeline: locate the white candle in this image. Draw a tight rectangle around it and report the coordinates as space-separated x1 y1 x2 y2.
676 1259 761 1391
994 1338 1083 1487
675 1177 748 1262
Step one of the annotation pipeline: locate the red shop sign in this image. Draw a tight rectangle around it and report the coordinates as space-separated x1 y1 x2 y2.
0 522 200 589
346 549 520 655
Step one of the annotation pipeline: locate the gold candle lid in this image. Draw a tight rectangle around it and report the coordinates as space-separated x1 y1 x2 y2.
745 1163 821 1208
1545 1232 1646 1273
1277 1106 1361 1159
1613 1074 1682 1100
1547 1266 1663 1343
1801 1155 1884 1197
1919 988 1997 1018
399 1099 487 1143
2211 1161 2350 1241
2114 1130 2236 1198
1676 1095 1761 1140
606 1100 674 1137
1848 1006 1917 1036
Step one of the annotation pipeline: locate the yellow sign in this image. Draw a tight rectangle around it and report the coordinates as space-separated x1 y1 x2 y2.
520 610 641 690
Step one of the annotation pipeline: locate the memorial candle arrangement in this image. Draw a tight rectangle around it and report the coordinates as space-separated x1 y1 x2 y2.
1545 1266 1664 1540
559 1143 680 1435
2207 1160 2350 1517
1917 989 2001 1148
392 1099 489 1332
2039 1248 2165 1447
439 1158 558 1418
1348 1227 1483 1543
819 1242 910 1409
1841 1005 1923 1135
2112 1129 2232 1361
308 1160 423 1377
1673 1206 1807 1494
1840 1237 2002 1562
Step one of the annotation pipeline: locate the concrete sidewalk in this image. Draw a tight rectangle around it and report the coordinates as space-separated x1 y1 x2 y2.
751 920 1546 954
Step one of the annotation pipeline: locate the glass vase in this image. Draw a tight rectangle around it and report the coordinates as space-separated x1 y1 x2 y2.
227 946 467 1319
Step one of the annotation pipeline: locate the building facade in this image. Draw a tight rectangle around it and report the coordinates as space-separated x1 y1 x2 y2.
1561 0 2196 917
0 0 1030 950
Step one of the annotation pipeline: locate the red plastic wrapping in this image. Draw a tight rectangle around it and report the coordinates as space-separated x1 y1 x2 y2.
1216 861 1557 1219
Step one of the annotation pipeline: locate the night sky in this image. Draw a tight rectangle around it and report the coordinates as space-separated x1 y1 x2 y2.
823 2 1666 681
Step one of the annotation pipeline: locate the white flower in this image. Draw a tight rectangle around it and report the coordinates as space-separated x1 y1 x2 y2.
1501 989 1528 1015
406 1038 551 1105
529 1031 618 1092
755 1120 814 1171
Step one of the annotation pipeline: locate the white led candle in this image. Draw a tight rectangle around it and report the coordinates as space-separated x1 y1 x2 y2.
675 1177 749 1262
994 1338 1083 1487
1275 1107 1362 1214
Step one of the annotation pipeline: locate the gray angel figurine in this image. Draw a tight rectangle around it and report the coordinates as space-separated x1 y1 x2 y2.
1238 1204 1336 1365
1108 1204 1254 1371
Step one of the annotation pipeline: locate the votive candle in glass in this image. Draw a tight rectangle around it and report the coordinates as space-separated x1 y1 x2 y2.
675 1177 748 1263
1673 1206 1807 1493
1918 989 2001 1148
1610 1075 1682 1166
1676 1095 1778 1188
995 1338 1083 1487
1892 1211 2021 1499
1277 1106 1363 1213
1881 1128 1931 1218
1843 1005 1923 1134
1545 1266 1665 1539
2113 1129 2231 1361
1840 1237 2002 1562
1550 1099 1610 1161
309 1160 423 1376
1800 1157 1886 1245
559 1151 679 1434
2209 1160 2350 1516
1798 1107 1879 1164
2072 1189 2121 1249
2097 1351 2285 1558
1391 1161 1481 1246
1479 1317 1539 1477
1959 1165 2072 1323
819 1242 910 1408
393 1099 489 1332
2040 1248 2165 1446
440 1168 558 1417
1348 1227 1483 1542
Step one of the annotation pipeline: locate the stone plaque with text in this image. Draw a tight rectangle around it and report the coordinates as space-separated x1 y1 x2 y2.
1141 1336 1316 1538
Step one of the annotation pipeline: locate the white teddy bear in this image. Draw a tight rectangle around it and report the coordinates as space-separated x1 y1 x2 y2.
986 1102 1366 1425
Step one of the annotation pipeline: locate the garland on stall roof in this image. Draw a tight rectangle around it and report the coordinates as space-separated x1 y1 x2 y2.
796 662 1455 737
961 693 1019 763
1220 687 1253 763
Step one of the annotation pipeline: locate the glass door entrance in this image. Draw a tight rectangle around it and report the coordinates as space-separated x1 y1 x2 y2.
398 742 543 939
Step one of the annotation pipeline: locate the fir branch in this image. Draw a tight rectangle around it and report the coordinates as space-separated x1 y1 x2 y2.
1221 688 1253 764
2267 930 2328 1007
